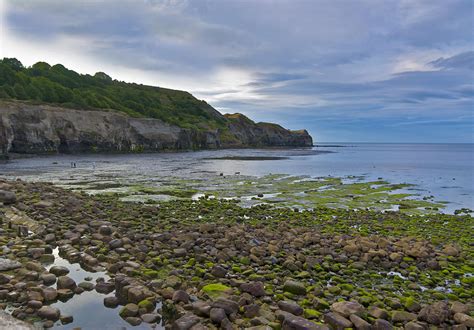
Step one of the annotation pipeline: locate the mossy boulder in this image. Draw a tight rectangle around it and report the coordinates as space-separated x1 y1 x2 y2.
283 280 306 295
119 303 139 318
138 299 155 313
201 283 233 299
304 308 322 319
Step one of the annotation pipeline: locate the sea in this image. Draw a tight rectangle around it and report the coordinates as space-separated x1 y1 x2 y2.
1 143 473 214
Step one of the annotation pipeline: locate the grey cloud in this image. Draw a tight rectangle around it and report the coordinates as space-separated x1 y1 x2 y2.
430 51 474 70
212 52 473 125
3 0 473 141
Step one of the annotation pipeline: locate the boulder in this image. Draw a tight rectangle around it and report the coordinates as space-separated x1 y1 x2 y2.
243 304 260 318
172 290 190 304
40 273 56 286
418 301 450 325
211 298 239 315
241 282 266 297
0 190 16 204
0 258 21 271
282 313 328 330
57 289 74 300
172 313 201 330
44 234 56 243
210 308 227 324
57 276 76 290
27 290 43 302
323 312 352 329
127 285 152 304
78 282 95 291
283 280 306 295
372 319 393 330
368 306 389 320
451 301 470 314
41 287 58 302
27 300 43 309
98 225 112 236
125 317 142 326
349 314 371 330
0 274 12 284
119 303 139 318
27 248 45 259
103 296 119 308
49 266 69 276
37 306 60 321
278 301 304 316
173 248 187 257
330 301 365 318
141 313 161 323
192 301 211 317
95 281 114 294
210 265 227 278
442 245 459 256
391 311 417 323
454 313 474 327
109 239 123 249
25 261 46 272
60 315 73 325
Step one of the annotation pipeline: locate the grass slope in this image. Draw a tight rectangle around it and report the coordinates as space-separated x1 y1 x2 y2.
0 58 226 130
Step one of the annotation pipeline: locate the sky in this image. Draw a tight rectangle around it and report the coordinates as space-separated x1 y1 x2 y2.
0 0 473 142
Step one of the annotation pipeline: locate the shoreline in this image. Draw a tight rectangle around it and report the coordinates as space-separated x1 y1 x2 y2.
0 179 472 329
1 146 318 161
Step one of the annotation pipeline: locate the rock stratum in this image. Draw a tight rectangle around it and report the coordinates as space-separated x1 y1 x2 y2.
0 101 312 157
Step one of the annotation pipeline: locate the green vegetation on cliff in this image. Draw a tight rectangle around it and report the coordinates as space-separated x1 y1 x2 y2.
0 58 225 130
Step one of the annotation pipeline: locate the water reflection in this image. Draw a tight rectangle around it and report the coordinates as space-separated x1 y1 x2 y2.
48 249 160 329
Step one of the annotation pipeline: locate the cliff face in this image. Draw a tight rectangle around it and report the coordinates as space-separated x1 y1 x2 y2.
224 113 313 147
0 101 313 157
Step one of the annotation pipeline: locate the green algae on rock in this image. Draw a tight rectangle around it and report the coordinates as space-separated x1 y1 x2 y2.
58 173 450 215
0 178 472 329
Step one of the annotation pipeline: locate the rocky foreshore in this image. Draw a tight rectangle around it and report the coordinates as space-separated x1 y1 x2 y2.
0 179 473 329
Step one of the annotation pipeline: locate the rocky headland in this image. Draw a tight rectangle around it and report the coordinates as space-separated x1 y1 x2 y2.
0 101 312 158
0 179 472 329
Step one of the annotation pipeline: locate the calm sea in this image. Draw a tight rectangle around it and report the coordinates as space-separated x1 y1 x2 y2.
1 143 473 213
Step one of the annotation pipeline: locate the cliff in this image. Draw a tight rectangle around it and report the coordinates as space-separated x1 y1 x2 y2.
0 101 312 157
224 113 313 147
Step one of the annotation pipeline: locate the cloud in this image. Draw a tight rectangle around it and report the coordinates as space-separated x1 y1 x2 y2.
1 0 473 142
430 51 474 70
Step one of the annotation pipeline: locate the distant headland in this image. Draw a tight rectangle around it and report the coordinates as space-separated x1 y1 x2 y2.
0 58 312 157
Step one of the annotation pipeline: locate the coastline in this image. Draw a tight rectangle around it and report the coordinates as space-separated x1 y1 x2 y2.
0 100 313 158
0 178 472 328
1 146 318 160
